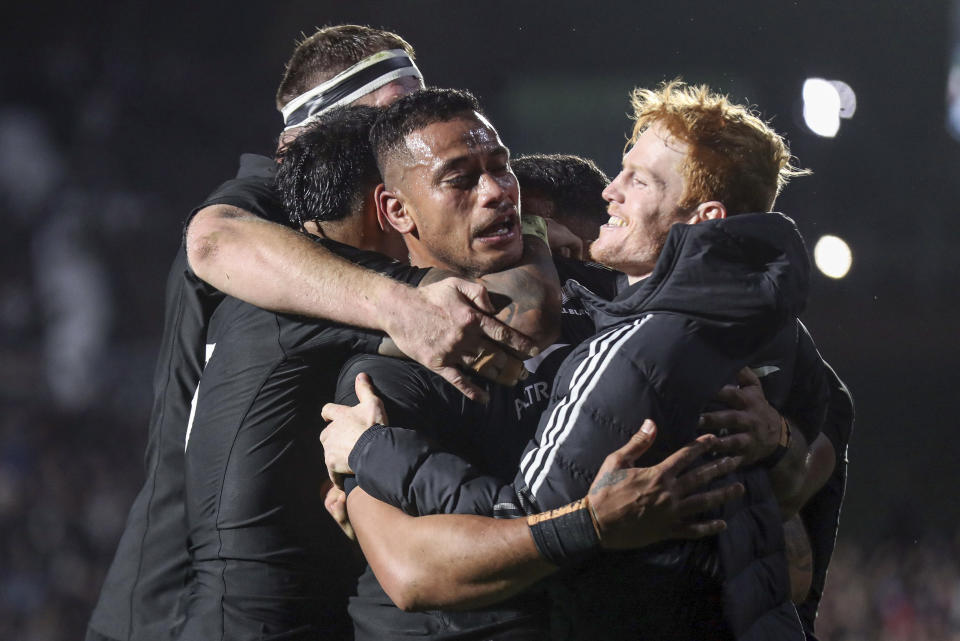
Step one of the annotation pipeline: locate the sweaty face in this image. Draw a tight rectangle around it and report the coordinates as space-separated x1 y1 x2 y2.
590 123 692 283
392 115 522 277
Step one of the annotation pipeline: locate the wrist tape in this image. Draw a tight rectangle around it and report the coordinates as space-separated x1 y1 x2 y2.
527 497 601 567
520 215 549 247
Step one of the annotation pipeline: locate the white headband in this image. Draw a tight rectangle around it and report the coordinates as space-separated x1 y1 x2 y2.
280 49 423 131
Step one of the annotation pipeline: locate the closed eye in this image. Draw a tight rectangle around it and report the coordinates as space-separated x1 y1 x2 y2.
445 173 479 189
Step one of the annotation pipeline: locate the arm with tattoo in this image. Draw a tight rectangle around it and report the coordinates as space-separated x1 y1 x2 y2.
347 420 744 611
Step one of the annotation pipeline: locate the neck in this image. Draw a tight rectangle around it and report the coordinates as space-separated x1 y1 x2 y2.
404 241 467 275
307 209 408 262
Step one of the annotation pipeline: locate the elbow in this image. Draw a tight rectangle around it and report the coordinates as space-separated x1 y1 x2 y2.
777 492 804 521
394 593 427 613
380 569 433 612
185 206 244 277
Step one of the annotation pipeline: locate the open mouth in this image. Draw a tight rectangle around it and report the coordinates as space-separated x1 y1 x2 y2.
475 214 519 244
603 215 627 228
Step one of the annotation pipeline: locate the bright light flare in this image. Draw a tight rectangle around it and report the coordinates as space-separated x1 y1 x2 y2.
814 234 853 279
803 79 841 137
802 78 856 137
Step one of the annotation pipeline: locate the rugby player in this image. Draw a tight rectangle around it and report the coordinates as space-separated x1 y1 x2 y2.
513 153 611 252
325 82 849 640
86 25 536 641
178 98 749 640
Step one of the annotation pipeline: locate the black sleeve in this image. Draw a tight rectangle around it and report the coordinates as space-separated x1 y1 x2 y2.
336 355 523 517
554 257 621 301
347 424 523 517
820 364 854 458
190 173 285 226
781 322 830 443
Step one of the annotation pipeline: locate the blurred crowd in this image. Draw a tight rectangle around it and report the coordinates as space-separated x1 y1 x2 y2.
0 36 196 640
816 533 960 641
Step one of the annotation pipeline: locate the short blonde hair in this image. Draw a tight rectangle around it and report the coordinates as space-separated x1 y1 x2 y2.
629 80 809 214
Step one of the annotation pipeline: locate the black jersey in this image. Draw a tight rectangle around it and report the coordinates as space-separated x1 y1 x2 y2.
88 154 282 641
797 367 853 639
335 259 617 641
176 238 425 641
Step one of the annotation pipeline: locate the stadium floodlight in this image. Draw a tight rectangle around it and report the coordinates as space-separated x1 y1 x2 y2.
803 78 842 137
813 234 853 279
802 78 856 137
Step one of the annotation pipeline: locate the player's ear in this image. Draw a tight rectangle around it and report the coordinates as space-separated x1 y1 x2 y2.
686 201 727 224
377 183 415 234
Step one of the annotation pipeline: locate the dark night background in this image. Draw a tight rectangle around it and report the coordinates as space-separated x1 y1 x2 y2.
1 1 957 639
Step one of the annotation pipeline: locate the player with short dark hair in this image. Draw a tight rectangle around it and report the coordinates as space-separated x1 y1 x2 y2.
277 105 394 246
369 87 480 166
86 25 536 641
176 106 422 641
512 153 610 244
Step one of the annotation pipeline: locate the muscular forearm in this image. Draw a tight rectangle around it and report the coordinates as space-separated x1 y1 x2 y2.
768 417 810 518
346 424 744 612
186 205 410 328
348 488 554 612
778 433 836 518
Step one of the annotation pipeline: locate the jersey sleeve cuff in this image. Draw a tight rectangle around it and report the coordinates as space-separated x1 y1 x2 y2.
348 423 390 475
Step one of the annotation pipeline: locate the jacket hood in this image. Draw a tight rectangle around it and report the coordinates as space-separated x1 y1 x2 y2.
571 212 810 336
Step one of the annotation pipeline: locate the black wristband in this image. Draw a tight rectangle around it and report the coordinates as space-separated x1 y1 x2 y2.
527 498 601 568
760 415 792 468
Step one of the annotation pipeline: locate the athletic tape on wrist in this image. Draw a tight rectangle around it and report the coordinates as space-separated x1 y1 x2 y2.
761 415 792 468
281 49 423 131
527 497 601 567
520 215 549 247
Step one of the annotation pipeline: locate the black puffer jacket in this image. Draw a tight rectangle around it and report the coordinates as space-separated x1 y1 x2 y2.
351 212 812 640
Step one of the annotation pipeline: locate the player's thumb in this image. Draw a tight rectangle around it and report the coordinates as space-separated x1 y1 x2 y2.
619 419 657 465
455 279 496 314
736 366 761 388
354 373 377 404
595 420 657 477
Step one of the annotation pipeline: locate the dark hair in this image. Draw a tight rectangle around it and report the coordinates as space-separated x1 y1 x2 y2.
369 88 482 176
275 25 416 110
513 154 610 229
275 106 382 229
